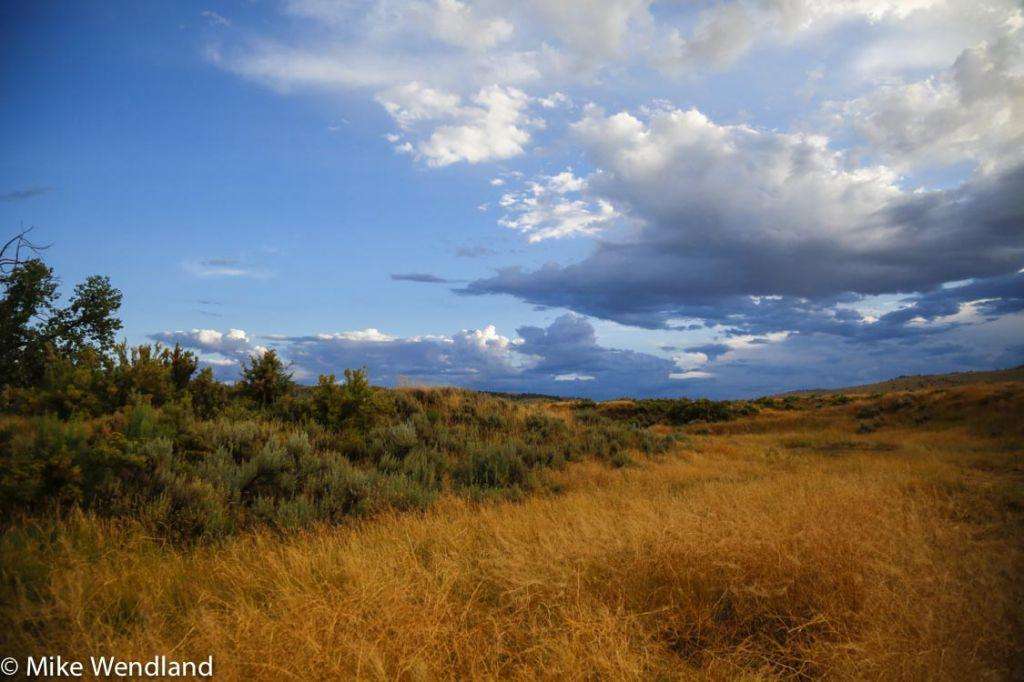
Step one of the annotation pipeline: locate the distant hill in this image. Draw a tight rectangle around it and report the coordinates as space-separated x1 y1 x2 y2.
783 365 1024 396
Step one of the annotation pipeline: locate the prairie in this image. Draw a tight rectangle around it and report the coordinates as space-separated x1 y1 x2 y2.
2 379 1022 679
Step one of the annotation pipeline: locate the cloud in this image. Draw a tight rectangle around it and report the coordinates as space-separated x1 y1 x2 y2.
511 314 679 395
829 35 1024 172
497 170 618 241
453 245 497 258
376 83 540 165
184 258 266 278
462 105 1024 335
417 85 539 166
554 373 595 381
1 186 53 202
390 272 453 283
847 0 1023 78
213 0 1006 173
154 315 699 398
669 370 713 380
155 304 1024 398
671 351 709 371
214 0 1024 109
151 328 254 356
287 0 514 51
195 0 1024 395
201 10 231 27
276 323 521 386
538 91 572 108
428 0 514 51
376 82 463 129
149 328 264 378
651 0 943 73
684 343 732 361
677 311 1024 397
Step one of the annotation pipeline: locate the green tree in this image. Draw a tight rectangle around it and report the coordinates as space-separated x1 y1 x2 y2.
165 343 198 392
312 373 345 425
189 367 228 419
111 343 174 406
0 253 122 388
239 349 293 407
341 368 378 431
311 369 378 430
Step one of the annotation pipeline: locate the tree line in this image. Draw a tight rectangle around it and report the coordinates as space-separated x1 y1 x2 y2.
0 229 377 422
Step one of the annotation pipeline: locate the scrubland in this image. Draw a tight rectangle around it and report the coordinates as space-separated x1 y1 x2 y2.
2 379 1022 680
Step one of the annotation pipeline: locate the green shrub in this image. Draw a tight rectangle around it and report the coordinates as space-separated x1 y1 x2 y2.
455 444 528 489
189 367 228 419
1 361 678 541
239 350 293 408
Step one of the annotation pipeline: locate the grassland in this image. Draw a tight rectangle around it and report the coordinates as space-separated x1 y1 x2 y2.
2 379 1022 679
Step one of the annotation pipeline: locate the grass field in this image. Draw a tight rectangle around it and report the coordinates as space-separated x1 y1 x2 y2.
2 380 1022 679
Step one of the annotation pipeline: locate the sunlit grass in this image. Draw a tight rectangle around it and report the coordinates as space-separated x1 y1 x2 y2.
2 382 1021 679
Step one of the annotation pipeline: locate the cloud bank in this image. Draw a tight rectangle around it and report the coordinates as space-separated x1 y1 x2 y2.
463 102 1024 336
198 0 1024 396
154 303 1023 399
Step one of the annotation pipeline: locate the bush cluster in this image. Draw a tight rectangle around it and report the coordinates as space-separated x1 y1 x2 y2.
0 349 677 540
0 243 722 541
585 397 757 426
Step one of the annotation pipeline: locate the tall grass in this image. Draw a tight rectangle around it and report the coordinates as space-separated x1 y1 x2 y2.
2 382 1021 679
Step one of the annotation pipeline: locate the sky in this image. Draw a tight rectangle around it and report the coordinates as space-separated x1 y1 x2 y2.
1 0 1022 399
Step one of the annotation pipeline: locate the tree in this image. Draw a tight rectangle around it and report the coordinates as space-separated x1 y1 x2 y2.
0 228 49 274
0 259 58 386
45 274 123 354
312 373 345 425
311 368 378 430
239 349 293 407
340 367 376 431
0 232 122 388
189 367 228 419
166 344 198 392
111 343 175 406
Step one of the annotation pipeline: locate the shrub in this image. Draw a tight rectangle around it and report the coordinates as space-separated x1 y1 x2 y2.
189 367 228 419
455 444 528 489
239 350 293 408
151 474 230 541
1 363 677 540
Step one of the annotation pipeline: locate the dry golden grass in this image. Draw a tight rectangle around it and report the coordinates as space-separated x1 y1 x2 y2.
2 383 1022 680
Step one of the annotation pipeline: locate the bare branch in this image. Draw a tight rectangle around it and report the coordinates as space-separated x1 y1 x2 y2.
0 226 51 274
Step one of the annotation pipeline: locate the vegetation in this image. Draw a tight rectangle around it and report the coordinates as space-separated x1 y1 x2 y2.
0 374 683 540
3 381 1022 679
0 233 121 390
580 396 757 426
0 243 685 541
2 240 1021 678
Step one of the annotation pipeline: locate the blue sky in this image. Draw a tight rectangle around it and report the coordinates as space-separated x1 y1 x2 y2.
2 0 1022 398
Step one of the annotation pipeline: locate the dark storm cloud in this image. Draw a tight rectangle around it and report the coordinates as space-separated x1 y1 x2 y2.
459 104 1024 339
514 314 678 394
684 343 732 360
461 164 1024 335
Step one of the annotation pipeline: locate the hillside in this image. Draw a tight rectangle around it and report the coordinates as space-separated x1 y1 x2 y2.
783 364 1024 396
